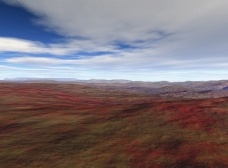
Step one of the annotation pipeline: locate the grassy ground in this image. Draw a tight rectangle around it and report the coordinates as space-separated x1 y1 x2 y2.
0 83 227 168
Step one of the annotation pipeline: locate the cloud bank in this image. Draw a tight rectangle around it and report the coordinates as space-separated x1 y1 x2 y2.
1 0 228 81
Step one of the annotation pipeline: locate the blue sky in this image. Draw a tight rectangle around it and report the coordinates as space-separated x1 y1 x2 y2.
0 0 228 81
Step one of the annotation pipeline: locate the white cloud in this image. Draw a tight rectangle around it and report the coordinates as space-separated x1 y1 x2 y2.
0 37 46 53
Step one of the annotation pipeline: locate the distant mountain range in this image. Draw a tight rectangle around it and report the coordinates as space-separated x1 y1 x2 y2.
76 79 228 99
2 78 228 98
2 78 132 83
2 78 78 82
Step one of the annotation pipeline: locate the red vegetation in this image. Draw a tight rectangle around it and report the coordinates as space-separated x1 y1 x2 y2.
0 83 227 167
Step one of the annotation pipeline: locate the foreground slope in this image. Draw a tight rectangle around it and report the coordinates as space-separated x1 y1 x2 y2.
0 83 227 168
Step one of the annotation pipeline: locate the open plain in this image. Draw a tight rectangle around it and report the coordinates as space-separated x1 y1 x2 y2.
0 82 227 168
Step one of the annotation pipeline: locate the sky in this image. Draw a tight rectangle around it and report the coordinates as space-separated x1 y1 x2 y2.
0 0 228 81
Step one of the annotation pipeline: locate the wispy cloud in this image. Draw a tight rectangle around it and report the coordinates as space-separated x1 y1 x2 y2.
0 37 116 55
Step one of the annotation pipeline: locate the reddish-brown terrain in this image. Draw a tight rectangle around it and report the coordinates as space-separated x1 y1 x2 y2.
0 82 227 168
